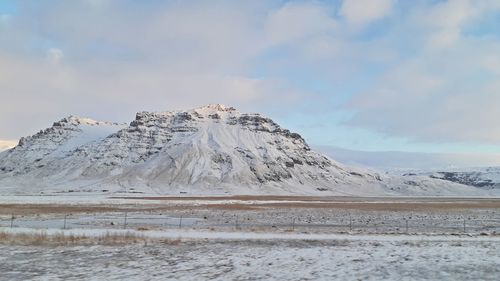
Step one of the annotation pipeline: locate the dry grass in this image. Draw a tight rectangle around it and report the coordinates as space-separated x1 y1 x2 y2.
243 201 500 211
0 204 134 216
0 231 180 246
112 195 500 203
1 197 499 216
112 196 500 211
203 204 261 210
0 203 203 216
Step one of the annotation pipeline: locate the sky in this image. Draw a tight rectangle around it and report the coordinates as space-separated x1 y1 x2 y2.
1 0 500 159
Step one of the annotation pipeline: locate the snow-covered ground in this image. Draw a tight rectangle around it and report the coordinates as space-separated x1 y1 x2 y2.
1 194 499 280
1 229 499 281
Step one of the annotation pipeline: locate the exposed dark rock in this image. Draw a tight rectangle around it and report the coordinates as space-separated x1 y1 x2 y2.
349 171 364 177
430 172 496 189
404 180 419 186
208 113 221 120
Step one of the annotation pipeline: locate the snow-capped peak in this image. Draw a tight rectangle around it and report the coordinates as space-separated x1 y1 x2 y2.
55 115 124 127
0 105 493 196
60 115 99 126
194 104 236 113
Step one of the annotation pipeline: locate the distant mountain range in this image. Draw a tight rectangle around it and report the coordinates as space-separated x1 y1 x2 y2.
317 145 500 192
315 145 500 170
0 105 493 196
387 167 500 191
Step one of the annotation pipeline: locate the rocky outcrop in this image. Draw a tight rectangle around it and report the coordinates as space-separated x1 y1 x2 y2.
425 169 500 190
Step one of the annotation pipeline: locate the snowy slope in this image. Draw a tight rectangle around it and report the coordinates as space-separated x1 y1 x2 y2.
391 167 500 191
0 105 491 196
0 116 126 174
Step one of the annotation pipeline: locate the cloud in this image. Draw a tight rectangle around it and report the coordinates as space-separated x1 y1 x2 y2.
341 1 500 145
265 1 336 45
419 0 500 50
1 0 500 153
0 49 304 138
316 145 500 169
340 0 396 26
46 48 64 64
0 1 313 139
347 36 500 143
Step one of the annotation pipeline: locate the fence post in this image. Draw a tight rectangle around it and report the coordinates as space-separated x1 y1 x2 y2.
10 214 14 228
63 214 67 230
406 219 409 233
179 215 183 229
349 214 352 231
235 215 239 230
463 218 466 233
123 212 128 229
292 218 295 231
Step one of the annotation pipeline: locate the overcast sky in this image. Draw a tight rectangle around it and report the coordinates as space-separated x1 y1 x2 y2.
1 0 500 156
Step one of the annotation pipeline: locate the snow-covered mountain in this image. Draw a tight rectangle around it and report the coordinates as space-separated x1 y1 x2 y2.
0 105 491 196
315 145 500 170
392 167 500 191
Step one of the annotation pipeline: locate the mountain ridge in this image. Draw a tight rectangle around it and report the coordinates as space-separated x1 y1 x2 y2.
0 105 491 196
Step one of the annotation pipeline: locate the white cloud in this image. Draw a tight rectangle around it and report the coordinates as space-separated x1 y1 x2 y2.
0 1 313 139
340 0 396 26
0 49 303 139
421 0 500 50
341 1 500 144
46 48 64 64
347 37 500 143
266 1 336 45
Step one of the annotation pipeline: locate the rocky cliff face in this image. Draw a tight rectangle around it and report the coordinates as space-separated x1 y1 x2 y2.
0 105 489 196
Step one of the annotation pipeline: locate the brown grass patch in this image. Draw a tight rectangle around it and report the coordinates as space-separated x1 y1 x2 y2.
112 195 500 203
0 204 133 216
245 201 500 211
0 231 169 246
1 197 499 216
202 204 261 210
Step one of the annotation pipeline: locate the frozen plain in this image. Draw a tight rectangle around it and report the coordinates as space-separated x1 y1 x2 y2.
1 229 500 281
1 195 500 280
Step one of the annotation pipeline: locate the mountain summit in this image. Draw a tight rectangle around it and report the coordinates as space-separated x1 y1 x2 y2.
0 105 488 196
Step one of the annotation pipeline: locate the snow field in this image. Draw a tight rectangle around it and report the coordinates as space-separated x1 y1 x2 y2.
1 230 499 281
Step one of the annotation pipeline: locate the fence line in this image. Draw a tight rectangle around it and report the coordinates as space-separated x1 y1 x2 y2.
2 212 500 235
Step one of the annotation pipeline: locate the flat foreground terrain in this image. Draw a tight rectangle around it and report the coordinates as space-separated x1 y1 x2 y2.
1 196 499 234
1 195 499 280
1 232 499 281
2 195 500 215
